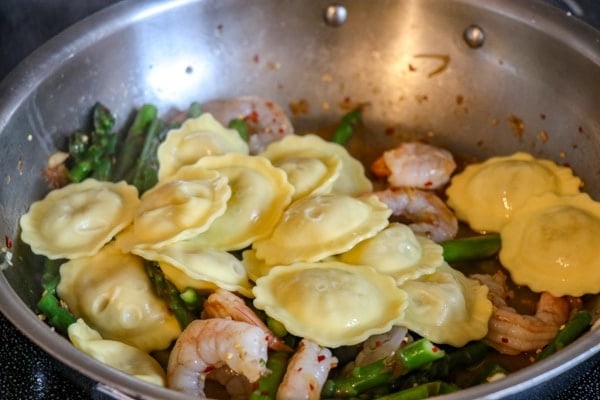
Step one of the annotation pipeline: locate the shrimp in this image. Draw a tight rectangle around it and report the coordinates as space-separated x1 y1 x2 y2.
166 318 269 396
276 339 338 400
372 187 458 242
202 288 292 352
355 326 409 367
472 271 571 355
371 142 456 190
202 95 294 154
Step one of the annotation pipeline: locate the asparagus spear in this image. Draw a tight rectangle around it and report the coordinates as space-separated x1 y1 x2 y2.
398 341 489 388
321 338 445 398
229 118 250 141
67 102 118 182
145 262 197 329
37 259 76 334
536 310 592 361
250 351 291 400
130 117 165 194
112 104 158 182
332 107 362 145
377 381 460 400
441 234 501 263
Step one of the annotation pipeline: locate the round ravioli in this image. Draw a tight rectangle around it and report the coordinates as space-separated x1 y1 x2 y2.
57 243 181 352
157 113 249 180
115 168 231 252
253 261 407 347
253 194 391 265
261 136 343 200
189 153 294 250
446 152 582 232
68 319 166 387
133 240 253 297
20 179 139 259
262 134 371 196
338 223 444 285
397 263 492 347
500 192 600 296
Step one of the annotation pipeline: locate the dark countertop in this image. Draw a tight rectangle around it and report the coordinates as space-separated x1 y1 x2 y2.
2 1 600 399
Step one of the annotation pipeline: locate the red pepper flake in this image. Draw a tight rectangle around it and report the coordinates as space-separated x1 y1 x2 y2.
317 355 326 362
203 365 215 373
455 94 464 105
264 335 270 342
244 110 260 124
309 383 315 391
423 181 433 188
5 236 12 249
253 54 260 63
384 127 395 136
297 367 303 372
432 345 440 352
375 340 382 348
408 63 416 72
501 337 509 344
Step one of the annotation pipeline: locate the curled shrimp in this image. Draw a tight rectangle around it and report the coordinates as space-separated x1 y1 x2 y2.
202 289 292 352
472 271 571 355
202 95 294 154
166 318 269 396
371 142 456 189
355 326 409 367
372 187 458 242
276 339 338 400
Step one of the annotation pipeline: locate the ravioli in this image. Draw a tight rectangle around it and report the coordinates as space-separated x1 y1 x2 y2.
261 134 372 196
253 194 391 265
57 243 181 352
20 179 139 259
397 263 492 347
446 152 582 232
115 168 230 252
68 319 166 387
252 261 407 347
261 135 343 200
338 223 444 285
189 153 294 250
157 112 249 180
133 241 253 297
500 192 600 296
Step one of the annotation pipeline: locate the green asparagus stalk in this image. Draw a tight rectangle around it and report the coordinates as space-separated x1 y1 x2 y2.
441 234 501 263
67 102 118 182
37 259 76 334
478 362 507 383
250 351 291 400
229 118 250 141
130 117 165 194
321 338 445 398
112 104 158 182
145 262 197 329
536 310 592 361
397 341 488 389
332 107 362 145
377 381 460 400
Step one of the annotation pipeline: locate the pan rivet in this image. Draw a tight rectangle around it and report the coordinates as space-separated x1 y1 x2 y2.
463 24 485 48
323 4 347 27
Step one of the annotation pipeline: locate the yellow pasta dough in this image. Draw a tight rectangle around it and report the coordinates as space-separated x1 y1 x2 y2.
189 153 294 250
253 194 391 265
500 192 600 296
115 168 230 252
57 243 181 352
261 134 372 196
133 240 253 297
397 263 492 347
252 261 407 347
20 179 139 259
68 319 166 387
157 113 249 180
446 152 582 232
338 223 444 285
